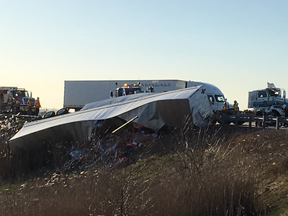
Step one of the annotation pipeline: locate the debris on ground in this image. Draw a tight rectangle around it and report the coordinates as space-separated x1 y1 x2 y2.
0 113 42 147
0 114 25 151
55 120 159 173
0 112 159 177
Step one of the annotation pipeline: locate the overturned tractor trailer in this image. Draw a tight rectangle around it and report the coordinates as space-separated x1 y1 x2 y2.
248 82 288 117
10 86 214 155
63 80 228 112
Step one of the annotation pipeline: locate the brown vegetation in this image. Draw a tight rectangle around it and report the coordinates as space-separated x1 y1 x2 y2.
1 125 288 215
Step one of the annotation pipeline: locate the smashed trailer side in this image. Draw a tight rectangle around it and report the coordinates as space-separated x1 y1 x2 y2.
9 86 213 155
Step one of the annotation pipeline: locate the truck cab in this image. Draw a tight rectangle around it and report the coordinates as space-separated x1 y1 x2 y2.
10 89 36 114
248 82 287 116
186 81 228 112
111 82 144 97
0 87 36 115
206 94 226 111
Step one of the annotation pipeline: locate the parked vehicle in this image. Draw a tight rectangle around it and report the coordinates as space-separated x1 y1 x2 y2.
0 87 37 115
248 82 288 117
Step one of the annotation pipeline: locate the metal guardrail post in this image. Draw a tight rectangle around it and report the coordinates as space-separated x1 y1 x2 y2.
276 116 279 130
235 113 238 126
249 115 252 128
262 114 266 129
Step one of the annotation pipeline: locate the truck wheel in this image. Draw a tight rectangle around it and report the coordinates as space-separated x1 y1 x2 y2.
255 110 263 116
268 110 280 117
236 121 245 125
43 111 55 119
218 120 230 126
56 108 69 116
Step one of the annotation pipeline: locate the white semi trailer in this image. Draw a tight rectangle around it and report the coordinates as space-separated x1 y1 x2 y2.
63 80 227 111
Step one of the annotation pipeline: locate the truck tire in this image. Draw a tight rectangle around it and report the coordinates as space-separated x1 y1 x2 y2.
268 110 280 117
56 108 69 116
218 120 231 126
43 111 55 119
235 121 245 125
255 110 263 116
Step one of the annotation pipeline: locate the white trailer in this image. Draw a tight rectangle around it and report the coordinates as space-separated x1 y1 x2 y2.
63 80 186 110
63 79 228 112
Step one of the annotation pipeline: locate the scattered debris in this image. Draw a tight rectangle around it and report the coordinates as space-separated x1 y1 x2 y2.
0 114 24 150
57 119 159 172
0 113 41 155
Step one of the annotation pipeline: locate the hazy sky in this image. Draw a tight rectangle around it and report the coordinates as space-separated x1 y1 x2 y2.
1 0 287 110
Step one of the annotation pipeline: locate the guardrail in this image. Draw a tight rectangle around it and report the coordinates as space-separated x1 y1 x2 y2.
217 112 288 129
254 116 288 129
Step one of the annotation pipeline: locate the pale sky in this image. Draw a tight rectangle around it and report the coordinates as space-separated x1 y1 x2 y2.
1 0 287 110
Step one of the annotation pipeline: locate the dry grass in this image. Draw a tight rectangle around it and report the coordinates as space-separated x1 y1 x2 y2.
1 125 288 215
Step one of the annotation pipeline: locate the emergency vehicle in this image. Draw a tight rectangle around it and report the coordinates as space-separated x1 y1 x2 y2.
0 87 36 115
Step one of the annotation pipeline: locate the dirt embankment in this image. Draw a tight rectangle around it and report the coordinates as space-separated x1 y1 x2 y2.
1 125 288 215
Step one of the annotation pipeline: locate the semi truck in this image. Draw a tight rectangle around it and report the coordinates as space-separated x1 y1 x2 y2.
248 82 288 117
63 80 228 112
